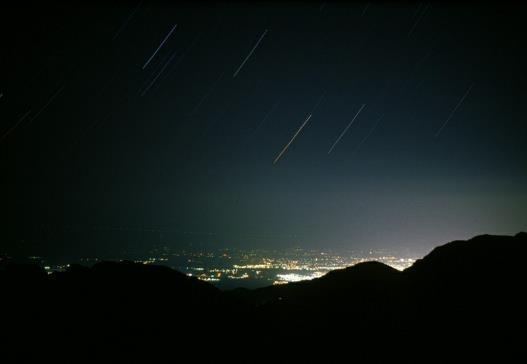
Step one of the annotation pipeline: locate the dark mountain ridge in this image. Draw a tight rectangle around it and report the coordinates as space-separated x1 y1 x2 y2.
1 232 525 361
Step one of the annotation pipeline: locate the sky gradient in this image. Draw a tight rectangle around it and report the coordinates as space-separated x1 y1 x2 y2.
1 1 526 258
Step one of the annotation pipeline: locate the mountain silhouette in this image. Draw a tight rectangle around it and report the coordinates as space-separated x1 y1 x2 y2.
1 233 525 361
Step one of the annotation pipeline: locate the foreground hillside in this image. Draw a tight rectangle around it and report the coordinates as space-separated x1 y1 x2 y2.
1 233 525 361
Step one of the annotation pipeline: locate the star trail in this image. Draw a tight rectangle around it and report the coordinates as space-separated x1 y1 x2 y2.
0 1 525 259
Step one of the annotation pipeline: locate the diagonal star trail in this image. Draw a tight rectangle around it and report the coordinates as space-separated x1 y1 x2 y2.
353 114 384 154
310 90 327 114
26 85 65 127
435 83 474 137
142 23 178 69
273 114 312 165
188 72 225 117
408 2 430 37
328 103 366 155
271 91 326 164
0 110 31 142
249 98 282 139
141 49 179 96
233 29 268 78
112 0 143 41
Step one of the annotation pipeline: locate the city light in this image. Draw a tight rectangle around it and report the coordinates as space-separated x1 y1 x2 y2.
34 247 418 288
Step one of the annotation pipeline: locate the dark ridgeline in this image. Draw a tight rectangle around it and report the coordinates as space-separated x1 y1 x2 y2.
1 233 526 361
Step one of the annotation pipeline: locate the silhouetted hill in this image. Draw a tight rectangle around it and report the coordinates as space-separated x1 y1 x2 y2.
405 232 526 278
2 233 525 361
400 233 526 346
231 261 400 307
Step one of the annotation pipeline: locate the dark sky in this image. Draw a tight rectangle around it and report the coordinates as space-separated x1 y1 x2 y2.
1 1 526 258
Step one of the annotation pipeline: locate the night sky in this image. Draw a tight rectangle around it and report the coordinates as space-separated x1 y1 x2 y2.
1 1 526 258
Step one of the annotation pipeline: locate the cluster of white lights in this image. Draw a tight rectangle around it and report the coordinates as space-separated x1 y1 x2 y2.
275 271 326 283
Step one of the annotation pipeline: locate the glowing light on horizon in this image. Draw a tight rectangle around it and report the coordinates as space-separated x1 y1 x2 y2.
275 271 325 283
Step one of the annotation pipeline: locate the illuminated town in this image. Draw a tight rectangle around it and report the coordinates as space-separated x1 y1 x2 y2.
15 247 419 289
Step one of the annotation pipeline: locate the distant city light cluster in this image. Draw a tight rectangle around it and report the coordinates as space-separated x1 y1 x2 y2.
276 272 325 283
24 247 418 288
